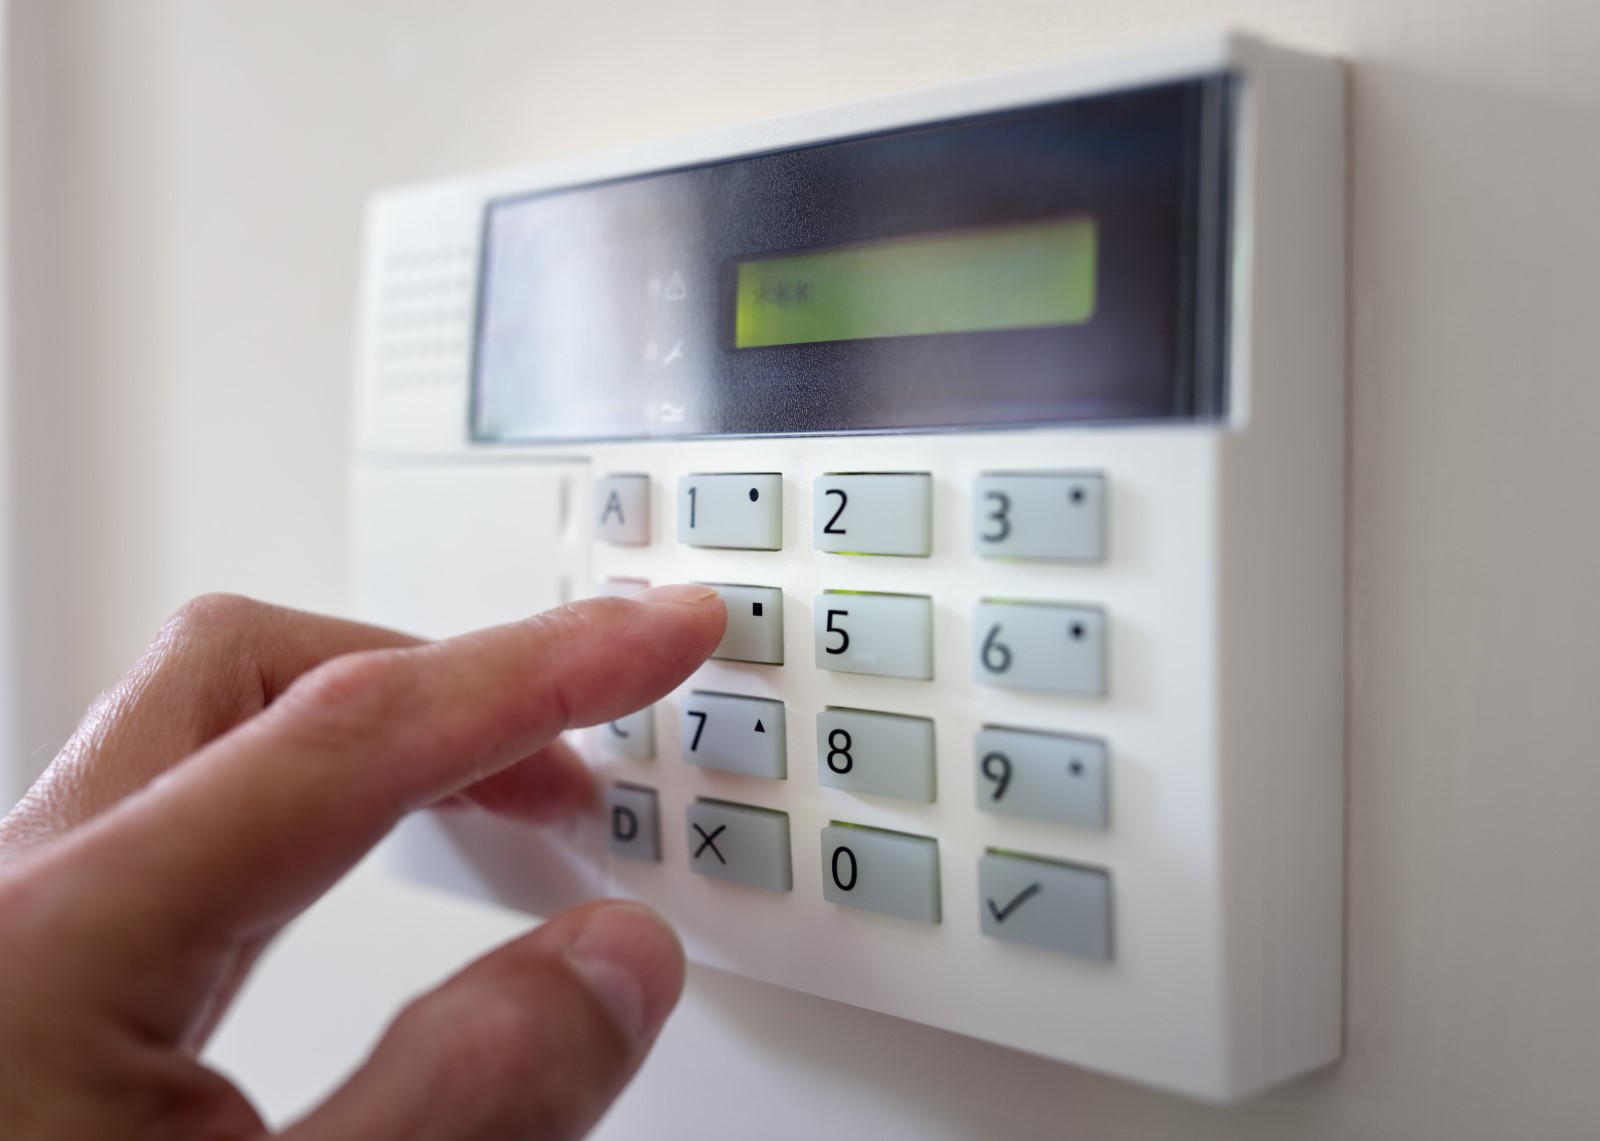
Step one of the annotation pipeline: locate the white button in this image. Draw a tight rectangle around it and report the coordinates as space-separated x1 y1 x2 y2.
974 472 1105 561
681 691 786 778
816 708 936 802
698 584 783 665
814 592 933 680
596 474 650 545
687 800 793 891
978 852 1112 960
596 577 649 598
976 727 1108 829
821 824 941 924
972 600 1106 695
678 474 782 550
599 706 655 759
813 474 931 556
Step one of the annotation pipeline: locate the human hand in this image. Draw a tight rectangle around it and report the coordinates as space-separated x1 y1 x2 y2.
0 584 726 1140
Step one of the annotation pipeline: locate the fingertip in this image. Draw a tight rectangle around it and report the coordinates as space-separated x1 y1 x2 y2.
567 902 685 1048
631 583 721 605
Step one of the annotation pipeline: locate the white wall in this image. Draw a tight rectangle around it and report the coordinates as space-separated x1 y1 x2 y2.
8 1 1600 1138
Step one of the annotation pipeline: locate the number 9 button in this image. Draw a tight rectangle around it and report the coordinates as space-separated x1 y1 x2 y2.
976 726 1108 829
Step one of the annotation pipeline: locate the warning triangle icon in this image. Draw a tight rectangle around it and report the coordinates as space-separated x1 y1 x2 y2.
754 719 766 733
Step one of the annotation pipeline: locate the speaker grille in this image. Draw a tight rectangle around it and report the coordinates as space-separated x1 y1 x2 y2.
371 243 475 391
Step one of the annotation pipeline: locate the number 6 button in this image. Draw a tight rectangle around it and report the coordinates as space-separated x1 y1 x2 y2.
814 592 933 680
973 600 1106 695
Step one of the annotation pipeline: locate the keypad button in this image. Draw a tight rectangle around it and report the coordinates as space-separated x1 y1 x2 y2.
686 800 793 891
697 584 783 665
816 709 936 802
678 474 782 550
821 824 941 923
974 472 1106 561
978 851 1112 960
599 706 655 759
972 600 1106 695
814 592 933 680
596 577 649 597
680 691 787 779
975 727 1108 829
813 474 932 557
606 784 661 862
596 474 650 545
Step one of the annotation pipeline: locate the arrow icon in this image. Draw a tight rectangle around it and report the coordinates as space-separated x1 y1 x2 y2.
754 720 766 734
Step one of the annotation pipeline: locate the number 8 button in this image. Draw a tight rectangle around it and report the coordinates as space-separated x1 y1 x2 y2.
972 600 1107 695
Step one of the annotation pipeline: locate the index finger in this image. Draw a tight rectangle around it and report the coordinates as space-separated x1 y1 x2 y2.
52 585 724 975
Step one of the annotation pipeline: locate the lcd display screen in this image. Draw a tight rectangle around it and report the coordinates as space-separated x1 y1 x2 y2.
733 219 1097 349
473 77 1232 442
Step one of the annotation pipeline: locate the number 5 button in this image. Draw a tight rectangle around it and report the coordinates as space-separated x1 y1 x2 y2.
815 592 933 681
813 474 931 557
973 600 1106 695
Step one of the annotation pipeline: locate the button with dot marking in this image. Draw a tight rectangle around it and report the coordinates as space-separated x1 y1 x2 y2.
697 584 784 665
678 474 782 550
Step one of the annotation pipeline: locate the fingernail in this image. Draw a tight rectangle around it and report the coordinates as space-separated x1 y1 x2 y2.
568 902 685 1045
632 583 719 605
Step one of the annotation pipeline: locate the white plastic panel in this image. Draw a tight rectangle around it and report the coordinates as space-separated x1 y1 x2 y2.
357 33 1345 1103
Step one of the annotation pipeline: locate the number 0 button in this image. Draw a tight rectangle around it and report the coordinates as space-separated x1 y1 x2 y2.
821 824 941 924
815 592 933 681
973 600 1106 695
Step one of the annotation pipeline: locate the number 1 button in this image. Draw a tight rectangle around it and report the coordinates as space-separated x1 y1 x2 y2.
678 474 782 550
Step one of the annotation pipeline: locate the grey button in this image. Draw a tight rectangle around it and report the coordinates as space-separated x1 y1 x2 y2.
978 851 1112 960
815 592 933 680
973 601 1106 695
814 474 932 557
606 784 660 862
821 824 941 924
816 708 936 802
678 473 783 550
975 727 1108 829
698 584 783 665
681 691 786 779
687 800 792 891
974 472 1105 561
596 474 650 545
599 706 655 759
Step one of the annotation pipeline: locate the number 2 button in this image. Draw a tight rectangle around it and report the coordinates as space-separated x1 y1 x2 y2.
813 474 931 557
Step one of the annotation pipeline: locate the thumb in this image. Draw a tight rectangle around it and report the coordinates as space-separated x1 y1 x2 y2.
281 901 684 1141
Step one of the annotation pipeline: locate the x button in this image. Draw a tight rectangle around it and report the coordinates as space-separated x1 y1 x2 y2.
684 801 793 892
692 823 727 864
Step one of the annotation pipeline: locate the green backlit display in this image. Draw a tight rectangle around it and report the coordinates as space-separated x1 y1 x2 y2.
734 218 1097 349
